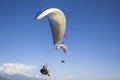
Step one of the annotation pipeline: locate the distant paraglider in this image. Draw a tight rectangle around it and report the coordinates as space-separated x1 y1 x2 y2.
61 60 65 63
35 8 67 53
56 43 67 53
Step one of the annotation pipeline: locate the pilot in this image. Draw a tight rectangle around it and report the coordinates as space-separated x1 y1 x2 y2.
40 65 50 76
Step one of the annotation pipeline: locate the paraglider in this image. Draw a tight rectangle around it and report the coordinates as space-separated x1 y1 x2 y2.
61 60 65 63
35 8 68 76
56 43 67 53
35 8 67 53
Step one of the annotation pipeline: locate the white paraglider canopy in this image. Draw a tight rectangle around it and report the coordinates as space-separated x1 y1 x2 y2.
35 8 67 53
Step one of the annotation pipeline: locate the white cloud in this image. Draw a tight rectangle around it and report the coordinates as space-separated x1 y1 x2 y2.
0 63 77 80
0 63 38 78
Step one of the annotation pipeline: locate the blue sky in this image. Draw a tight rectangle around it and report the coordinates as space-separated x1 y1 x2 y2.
0 0 120 80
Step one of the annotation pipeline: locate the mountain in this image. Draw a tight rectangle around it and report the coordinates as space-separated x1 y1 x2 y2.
0 76 11 80
0 73 44 80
